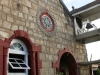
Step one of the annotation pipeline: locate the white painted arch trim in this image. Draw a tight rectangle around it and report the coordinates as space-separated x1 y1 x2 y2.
9 39 28 55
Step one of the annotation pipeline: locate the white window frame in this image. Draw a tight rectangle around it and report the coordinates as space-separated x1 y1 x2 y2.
9 58 30 69
8 39 29 75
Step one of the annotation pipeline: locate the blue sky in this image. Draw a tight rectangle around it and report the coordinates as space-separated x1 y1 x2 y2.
63 0 100 61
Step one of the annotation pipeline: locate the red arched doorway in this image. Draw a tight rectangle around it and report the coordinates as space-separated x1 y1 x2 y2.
52 48 78 75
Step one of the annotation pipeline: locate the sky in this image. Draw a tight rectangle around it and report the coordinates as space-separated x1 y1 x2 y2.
63 0 100 61
63 0 95 11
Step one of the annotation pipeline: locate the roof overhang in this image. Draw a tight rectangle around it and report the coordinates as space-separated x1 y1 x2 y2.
71 2 100 21
78 59 100 66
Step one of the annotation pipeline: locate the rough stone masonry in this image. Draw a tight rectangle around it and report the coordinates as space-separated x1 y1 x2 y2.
0 0 89 75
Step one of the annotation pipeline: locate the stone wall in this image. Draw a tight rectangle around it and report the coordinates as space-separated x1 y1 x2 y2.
80 66 90 75
0 0 88 75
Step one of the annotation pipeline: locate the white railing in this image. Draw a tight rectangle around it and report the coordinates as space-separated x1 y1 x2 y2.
77 23 97 35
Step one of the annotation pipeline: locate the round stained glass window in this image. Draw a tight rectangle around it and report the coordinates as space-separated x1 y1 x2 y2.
40 12 54 32
36 9 57 36
41 15 53 30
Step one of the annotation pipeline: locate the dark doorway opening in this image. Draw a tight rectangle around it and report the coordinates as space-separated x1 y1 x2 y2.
59 52 77 75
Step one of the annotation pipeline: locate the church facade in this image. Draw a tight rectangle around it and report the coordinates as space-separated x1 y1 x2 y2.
0 0 89 75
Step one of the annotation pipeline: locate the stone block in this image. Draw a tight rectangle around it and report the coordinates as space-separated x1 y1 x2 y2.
19 0 25 5
28 30 33 35
40 53 46 60
0 20 2 27
25 21 30 27
39 40 44 45
8 0 13 8
24 14 28 19
13 2 17 10
35 39 40 45
42 46 46 52
17 3 23 11
2 21 11 29
28 15 33 21
30 22 35 29
76 44 80 48
57 44 62 49
3 6 10 13
1 0 9 6
80 49 83 53
29 9 36 17
19 12 24 18
38 1 45 7
40 68 49 75
48 68 54 75
11 24 18 30
54 48 59 54
1 12 6 20
23 6 29 14
46 54 49 60
20 21 25 26
49 55 53 60
19 26 23 30
53 55 58 61
0 5 2 10
50 48 54 54
25 0 31 8
30 37 35 43
52 42 57 47
24 27 27 32
33 17 36 22
0 31 9 38
46 47 50 53
47 41 52 47
11 10 18 16
7 15 13 22
42 61 49 68
32 3 38 10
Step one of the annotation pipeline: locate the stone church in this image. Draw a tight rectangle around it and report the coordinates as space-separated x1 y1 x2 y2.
0 0 91 75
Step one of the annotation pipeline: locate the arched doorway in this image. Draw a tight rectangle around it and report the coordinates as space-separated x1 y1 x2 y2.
52 48 78 75
60 52 77 75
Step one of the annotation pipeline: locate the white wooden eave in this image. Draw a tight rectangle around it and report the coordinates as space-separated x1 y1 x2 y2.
72 4 100 21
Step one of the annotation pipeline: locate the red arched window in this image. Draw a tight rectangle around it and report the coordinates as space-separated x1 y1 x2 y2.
3 30 42 75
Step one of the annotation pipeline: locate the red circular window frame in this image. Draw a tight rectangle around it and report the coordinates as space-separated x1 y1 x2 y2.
40 12 54 32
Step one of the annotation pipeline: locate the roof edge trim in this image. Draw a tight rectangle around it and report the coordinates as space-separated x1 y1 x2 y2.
72 4 100 16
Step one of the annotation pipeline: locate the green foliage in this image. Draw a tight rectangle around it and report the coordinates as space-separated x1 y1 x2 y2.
96 68 100 75
58 72 64 75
